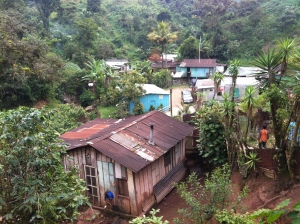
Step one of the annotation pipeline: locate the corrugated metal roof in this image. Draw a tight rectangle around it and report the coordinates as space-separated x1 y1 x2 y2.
141 84 170 95
179 59 217 68
60 111 194 173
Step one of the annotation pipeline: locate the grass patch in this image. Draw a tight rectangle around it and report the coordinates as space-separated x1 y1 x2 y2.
97 106 116 118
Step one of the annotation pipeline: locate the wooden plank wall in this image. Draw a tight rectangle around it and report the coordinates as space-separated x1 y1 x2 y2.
65 147 117 208
96 152 116 207
64 138 187 216
134 140 186 215
64 146 90 179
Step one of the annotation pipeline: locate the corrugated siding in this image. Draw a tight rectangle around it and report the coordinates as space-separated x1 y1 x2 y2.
153 161 186 203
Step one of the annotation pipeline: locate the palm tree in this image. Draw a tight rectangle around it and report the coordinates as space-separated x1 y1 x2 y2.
211 72 224 100
147 21 177 68
252 49 283 87
251 39 300 179
277 38 295 82
242 86 257 145
228 59 240 127
252 49 284 148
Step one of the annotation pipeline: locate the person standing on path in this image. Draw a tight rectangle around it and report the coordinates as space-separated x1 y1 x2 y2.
258 124 269 149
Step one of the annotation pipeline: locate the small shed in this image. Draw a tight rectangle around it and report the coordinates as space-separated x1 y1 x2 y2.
60 111 194 216
129 84 170 113
106 59 131 73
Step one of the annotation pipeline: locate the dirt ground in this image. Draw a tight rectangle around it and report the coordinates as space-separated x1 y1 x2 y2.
78 170 300 223
154 171 300 224
166 85 196 117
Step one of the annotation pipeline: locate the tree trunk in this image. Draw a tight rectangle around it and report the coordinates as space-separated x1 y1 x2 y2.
286 100 300 179
161 44 164 69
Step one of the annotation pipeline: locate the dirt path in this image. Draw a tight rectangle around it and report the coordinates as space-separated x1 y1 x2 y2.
167 85 195 116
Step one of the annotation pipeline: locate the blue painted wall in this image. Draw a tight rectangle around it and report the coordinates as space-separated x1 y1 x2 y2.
176 66 214 78
129 94 170 114
176 67 187 77
191 67 212 78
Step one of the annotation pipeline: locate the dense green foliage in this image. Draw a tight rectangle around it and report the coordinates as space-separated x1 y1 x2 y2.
195 102 228 167
47 103 87 134
175 164 233 224
0 107 89 223
1 0 300 110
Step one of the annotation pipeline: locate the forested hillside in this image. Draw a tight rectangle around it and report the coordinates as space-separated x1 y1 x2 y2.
0 0 300 110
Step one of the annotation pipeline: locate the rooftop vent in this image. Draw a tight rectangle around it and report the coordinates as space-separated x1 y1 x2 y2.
148 123 155 145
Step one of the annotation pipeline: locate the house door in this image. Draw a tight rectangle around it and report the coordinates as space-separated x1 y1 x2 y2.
97 161 115 206
84 165 100 206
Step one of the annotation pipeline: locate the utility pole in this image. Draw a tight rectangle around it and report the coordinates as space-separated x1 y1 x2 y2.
170 88 172 117
199 36 201 63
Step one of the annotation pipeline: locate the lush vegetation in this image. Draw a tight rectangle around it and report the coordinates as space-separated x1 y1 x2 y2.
0 106 89 223
2 0 300 222
1 0 300 111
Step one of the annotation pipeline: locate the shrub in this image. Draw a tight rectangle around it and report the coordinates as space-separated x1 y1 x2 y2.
0 107 89 223
194 102 228 167
175 164 233 224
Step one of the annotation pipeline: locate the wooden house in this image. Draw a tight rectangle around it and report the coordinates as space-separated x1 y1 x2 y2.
174 59 217 83
60 110 194 216
129 84 170 114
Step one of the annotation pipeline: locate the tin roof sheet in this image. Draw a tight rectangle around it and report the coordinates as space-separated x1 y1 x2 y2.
141 84 170 95
60 111 194 172
179 59 217 68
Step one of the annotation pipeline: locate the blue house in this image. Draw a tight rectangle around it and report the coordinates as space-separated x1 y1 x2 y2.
129 84 170 113
174 59 217 81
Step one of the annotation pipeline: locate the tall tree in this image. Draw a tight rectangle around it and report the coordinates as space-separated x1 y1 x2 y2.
211 72 224 100
0 0 24 9
0 10 64 109
242 85 257 145
87 0 101 13
178 36 199 59
147 21 177 68
34 0 60 33
252 39 300 179
252 49 283 147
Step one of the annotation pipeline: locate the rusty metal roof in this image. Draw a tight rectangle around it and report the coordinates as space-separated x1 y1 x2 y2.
60 111 194 173
179 59 217 68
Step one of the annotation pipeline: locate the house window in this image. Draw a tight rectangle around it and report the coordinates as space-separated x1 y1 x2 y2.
84 165 99 205
164 150 171 167
117 165 129 197
118 179 129 197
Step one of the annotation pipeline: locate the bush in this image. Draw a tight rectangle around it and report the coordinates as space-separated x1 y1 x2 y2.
175 164 233 224
0 107 89 223
194 102 228 167
79 89 95 107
